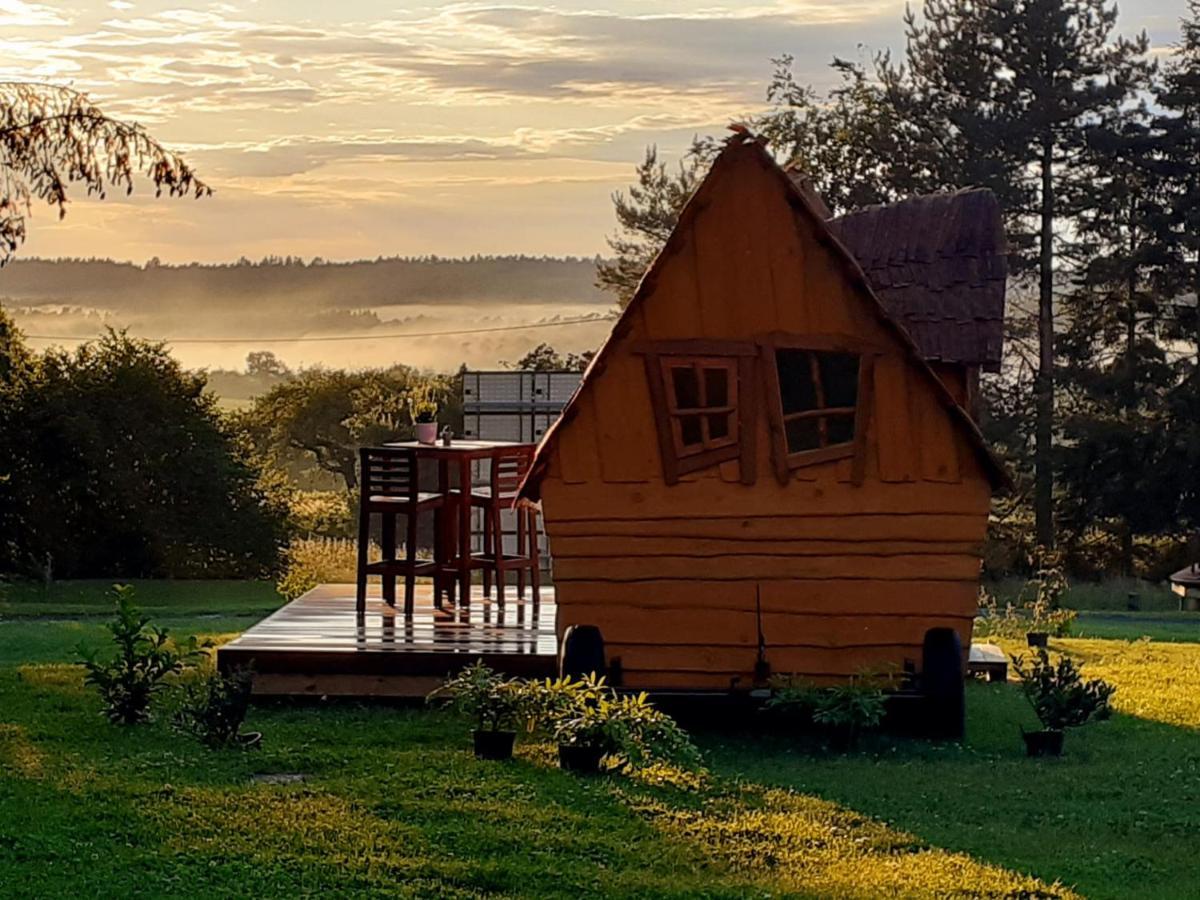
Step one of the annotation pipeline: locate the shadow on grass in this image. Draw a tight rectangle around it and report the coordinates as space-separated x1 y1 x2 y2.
1 662 1076 899
696 680 1200 900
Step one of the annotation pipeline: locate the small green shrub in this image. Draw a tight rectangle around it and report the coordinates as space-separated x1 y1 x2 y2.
1011 648 1116 731
539 674 702 771
289 491 354 539
975 548 1077 638
277 537 376 600
766 673 887 748
78 585 201 725
427 660 532 732
173 667 256 748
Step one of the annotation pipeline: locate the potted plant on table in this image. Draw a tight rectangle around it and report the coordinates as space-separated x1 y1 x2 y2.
1011 648 1115 757
407 384 439 445
427 661 530 760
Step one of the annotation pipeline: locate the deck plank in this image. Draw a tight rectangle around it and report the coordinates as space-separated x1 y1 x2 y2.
217 583 559 697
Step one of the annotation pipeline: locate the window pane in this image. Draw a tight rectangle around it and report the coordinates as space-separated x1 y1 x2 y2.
820 353 859 407
703 367 729 408
707 413 730 441
679 415 703 448
826 414 855 446
671 366 700 409
776 349 818 413
784 416 821 453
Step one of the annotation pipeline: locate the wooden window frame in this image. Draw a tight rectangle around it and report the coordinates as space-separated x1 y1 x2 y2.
634 340 758 486
759 333 876 486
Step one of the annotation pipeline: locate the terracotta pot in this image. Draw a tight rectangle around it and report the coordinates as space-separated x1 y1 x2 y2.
558 743 605 774
1022 729 1064 757
473 729 516 760
416 422 438 444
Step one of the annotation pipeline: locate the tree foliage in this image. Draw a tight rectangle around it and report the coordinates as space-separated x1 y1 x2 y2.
239 367 460 491
0 322 286 579
0 83 209 263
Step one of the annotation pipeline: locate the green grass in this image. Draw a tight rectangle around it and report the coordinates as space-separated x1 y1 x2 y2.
1072 610 1200 643
2 582 1199 898
0 579 281 619
988 575 1179 612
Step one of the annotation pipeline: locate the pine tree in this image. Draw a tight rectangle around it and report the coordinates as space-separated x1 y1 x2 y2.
595 144 712 307
894 0 1150 547
1155 0 1200 365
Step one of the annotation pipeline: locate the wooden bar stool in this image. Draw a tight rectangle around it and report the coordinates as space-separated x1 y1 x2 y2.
356 447 446 616
470 446 541 604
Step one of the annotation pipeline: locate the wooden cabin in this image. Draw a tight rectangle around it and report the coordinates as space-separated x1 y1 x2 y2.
518 133 1009 693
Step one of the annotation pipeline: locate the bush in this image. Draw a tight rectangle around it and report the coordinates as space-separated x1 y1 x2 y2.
765 673 887 747
1 329 287 579
289 491 354 539
173 666 256 748
1011 648 1116 731
78 585 201 724
539 674 702 771
427 661 532 733
277 537 375 600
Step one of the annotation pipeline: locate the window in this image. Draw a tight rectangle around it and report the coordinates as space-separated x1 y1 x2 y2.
775 348 859 454
661 357 738 457
637 340 759 485
763 338 873 482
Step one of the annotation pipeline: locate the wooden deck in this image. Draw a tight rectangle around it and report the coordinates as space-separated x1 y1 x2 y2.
218 583 558 698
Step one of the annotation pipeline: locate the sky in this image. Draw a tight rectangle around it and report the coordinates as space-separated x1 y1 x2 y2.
2 0 1191 264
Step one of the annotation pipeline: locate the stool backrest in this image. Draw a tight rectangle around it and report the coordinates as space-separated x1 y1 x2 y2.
360 447 419 501
490 445 534 502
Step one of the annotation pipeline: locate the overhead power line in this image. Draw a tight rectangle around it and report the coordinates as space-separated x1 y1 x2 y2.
22 313 619 345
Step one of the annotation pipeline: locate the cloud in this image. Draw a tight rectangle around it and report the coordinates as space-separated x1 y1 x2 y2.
0 0 66 26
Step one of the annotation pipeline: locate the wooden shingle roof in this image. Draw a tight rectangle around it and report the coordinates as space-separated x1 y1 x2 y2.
828 189 1007 372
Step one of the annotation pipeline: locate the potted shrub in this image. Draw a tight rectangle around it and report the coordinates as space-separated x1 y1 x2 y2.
1011 648 1115 757
407 384 439 444
1018 547 1072 647
427 661 530 760
765 674 886 750
532 675 701 774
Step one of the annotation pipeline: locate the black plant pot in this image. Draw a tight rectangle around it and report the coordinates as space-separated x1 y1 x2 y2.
473 729 516 761
1022 729 1064 757
1026 632 1049 648
558 743 605 774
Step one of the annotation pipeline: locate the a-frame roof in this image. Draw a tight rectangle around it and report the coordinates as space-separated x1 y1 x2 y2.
519 133 1010 500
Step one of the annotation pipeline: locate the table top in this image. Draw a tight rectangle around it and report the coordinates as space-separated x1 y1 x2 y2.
383 439 534 457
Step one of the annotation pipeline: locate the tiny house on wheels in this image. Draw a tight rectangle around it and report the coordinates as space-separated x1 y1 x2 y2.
518 133 1009 721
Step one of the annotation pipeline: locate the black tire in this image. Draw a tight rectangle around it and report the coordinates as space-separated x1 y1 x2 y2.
921 627 965 740
559 625 606 680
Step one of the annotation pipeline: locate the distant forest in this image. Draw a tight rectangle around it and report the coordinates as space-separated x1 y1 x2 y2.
0 255 608 311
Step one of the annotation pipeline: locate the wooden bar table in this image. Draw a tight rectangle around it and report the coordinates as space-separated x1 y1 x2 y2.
384 440 535 606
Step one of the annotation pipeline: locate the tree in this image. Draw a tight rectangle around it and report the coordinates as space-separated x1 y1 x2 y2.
0 329 286 579
246 350 291 379
596 144 711 307
505 342 594 372
887 0 1151 548
240 368 460 492
757 55 931 213
0 83 209 263
1155 0 1200 364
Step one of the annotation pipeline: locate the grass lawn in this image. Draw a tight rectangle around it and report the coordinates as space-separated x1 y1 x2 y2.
1 583 1198 898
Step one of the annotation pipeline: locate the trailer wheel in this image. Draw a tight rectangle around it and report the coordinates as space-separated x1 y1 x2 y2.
559 625 606 680
921 627 964 740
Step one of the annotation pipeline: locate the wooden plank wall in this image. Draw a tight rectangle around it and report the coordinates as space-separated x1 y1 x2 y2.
539 144 992 690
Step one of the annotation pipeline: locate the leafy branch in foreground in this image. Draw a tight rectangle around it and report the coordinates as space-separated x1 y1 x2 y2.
0 82 210 263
